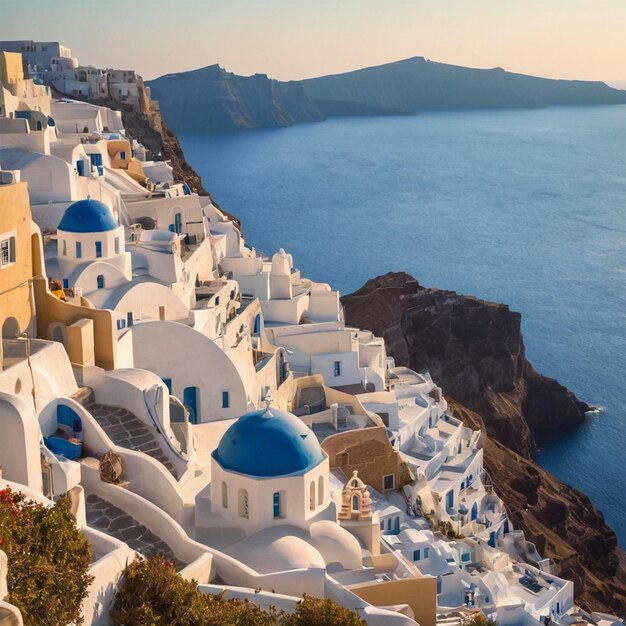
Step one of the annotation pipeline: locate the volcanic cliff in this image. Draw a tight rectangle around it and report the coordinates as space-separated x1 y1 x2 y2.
341 272 626 617
148 57 626 131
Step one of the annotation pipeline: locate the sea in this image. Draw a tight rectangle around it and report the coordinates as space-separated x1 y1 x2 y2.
176 105 626 546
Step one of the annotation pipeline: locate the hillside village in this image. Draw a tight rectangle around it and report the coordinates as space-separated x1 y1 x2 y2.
0 40 622 626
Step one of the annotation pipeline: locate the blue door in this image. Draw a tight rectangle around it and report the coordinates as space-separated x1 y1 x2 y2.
471 502 478 521
489 531 497 547
162 378 172 393
183 387 198 424
446 490 454 509
174 213 183 234
273 492 281 519
253 314 261 335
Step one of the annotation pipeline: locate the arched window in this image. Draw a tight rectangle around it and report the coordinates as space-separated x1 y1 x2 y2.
309 481 316 511
352 494 360 512
97 274 105 289
174 212 183 234
238 488 249 519
318 476 324 506
221 481 228 509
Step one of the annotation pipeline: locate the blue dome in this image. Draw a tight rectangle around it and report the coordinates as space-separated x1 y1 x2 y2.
213 408 325 477
58 199 117 233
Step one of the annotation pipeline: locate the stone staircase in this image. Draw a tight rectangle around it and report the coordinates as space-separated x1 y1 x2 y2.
85 494 186 570
86 403 178 478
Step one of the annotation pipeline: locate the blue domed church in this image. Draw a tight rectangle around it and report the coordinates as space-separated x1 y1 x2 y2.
211 405 333 534
56 198 131 290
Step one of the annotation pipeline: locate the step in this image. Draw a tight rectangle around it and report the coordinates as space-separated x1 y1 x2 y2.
87 403 178 479
85 493 186 570
70 385 95 407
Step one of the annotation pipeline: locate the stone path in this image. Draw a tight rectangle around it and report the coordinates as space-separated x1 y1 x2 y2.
87 403 177 478
85 494 186 570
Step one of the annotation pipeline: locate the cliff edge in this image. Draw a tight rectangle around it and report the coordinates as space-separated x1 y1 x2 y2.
341 272 626 616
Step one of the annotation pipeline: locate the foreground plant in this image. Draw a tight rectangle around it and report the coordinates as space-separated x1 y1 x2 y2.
112 555 367 626
0 487 93 626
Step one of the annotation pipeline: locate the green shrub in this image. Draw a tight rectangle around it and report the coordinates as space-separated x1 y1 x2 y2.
112 555 368 626
283 594 367 626
0 487 93 626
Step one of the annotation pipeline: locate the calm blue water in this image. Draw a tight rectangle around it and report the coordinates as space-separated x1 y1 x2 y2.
176 106 626 545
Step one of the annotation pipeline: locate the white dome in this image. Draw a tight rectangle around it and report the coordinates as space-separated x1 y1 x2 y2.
309 520 363 570
228 527 325 574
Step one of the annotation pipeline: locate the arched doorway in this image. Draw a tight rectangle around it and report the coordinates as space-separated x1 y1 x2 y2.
2 317 20 338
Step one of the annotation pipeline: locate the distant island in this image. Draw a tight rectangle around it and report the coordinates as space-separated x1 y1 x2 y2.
147 56 626 130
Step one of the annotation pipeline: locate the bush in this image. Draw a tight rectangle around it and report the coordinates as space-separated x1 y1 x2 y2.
0 487 93 626
464 613 498 626
283 594 367 626
112 555 367 626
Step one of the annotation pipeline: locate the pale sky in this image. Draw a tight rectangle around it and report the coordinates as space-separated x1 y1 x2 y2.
1 0 625 87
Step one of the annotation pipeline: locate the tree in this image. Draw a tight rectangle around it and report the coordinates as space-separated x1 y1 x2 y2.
0 487 93 626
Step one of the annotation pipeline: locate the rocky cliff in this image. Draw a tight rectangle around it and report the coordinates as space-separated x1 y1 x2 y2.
301 56 626 115
341 272 626 616
148 57 626 130
147 65 325 130
341 272 588 456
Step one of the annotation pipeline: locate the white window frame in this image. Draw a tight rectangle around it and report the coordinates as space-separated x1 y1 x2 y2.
382 473 396 491
0 231 17 269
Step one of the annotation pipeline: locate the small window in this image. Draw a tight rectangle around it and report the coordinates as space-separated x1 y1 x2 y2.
461 551 471 562
0 236 16 267
114 237 120 254
318 476 324 505
333 361 342 377
351 494 359 512
309 481 316 511
120 151 126 160
76 241 82 258
380 520 384 530
413 549 421 561
96 274 105 289
238 488 249 519
424 547 430 558
222 391 229 409
273 492 281 519
221 482 228 508
383 474 395 491
62 240 67 256
95 241 102 258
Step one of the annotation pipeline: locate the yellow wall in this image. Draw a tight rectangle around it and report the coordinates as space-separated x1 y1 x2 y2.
31 259 117 371
350 577 437 626
0 52 24 87
106 139 132 169
0 182 33 339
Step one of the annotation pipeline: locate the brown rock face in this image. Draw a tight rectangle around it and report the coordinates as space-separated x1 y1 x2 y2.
342 272 588 457
342 272 625 617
